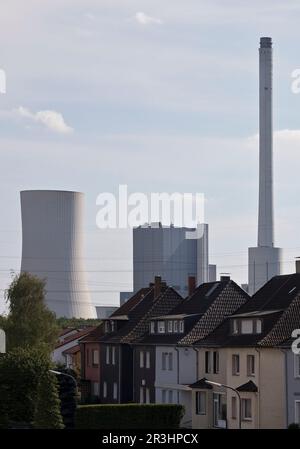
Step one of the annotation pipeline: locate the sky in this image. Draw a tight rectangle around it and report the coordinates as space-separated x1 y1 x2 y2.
0 0 300 313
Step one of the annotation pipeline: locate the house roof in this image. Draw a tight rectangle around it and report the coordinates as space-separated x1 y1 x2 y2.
62 344 80 355
138 279 249 346
55 327 96 349
236 380 258 393
99 286 184 345
79 323 105 343
196 273 300 348
189 378 213 389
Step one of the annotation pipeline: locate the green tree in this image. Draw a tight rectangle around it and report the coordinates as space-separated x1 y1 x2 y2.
0 347 63 429
4 272 59 353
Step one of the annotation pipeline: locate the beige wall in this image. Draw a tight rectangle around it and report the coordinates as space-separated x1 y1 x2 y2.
191 347 286 429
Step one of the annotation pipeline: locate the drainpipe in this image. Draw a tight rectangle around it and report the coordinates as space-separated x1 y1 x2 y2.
175 347 180 404
255 348 261 428
279 348 288 428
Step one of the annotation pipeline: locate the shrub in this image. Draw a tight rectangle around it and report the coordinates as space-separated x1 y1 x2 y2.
76 404 184 429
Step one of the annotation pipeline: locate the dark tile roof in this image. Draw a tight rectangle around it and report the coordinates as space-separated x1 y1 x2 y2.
111 288 152 317
100 287 184 345
236 380 258 393
79 323 105 343
196 273 300 348
55 327 96 348
189 378 212 389
138 280 249 346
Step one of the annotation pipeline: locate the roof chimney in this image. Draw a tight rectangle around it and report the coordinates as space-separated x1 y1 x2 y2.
296 258 300 274
220 273 230 282
188 276 196 296
154 276 166 299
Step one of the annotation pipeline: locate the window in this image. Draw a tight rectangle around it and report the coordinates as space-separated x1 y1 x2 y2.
205 351 211 374
146 388 150 404
112 346 116 365
295 401 300 425
196 391 206 415
242 398 252 420
168 321 173 333
232 354 240 375
103 381 107 398
162 389 167 404
168 352 173 371
158 321 165 334
294 354 300 378
232 320 239 335
92 382 99 397
255 319 262 334
232 396 237 419
92 349 99 366
105 321 110 333
162 352 167 370
106 346 110 364
247 355 255 376
213 351 219 374
173 321 178 333
140 351 144 368
241 320 253 334
146 351 150 369
150 321 155 334
86 348 90 366
168 390 173 404
140 387 144 404
111 321 115 332
179 320 184 333
113 382 118 400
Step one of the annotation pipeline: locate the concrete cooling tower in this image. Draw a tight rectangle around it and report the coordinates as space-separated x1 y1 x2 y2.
20 190 96 318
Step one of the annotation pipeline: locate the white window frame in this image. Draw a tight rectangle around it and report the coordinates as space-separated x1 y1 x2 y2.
113 382 118 400
92 382 100 397
255 319 262 334
294 354 300 378
112 346 116 365
158 321 165 334
105 321 110 333
168 352 173 371
168 321 173 333
241 319 254 335
232 354 240 375
140 350 144 368
92 349 99 366
196 391 207 415
162 389 167 404
173 321 178 333
241 398 252 421
103 381 107 398
146 351 150 369
140 386 144 404
179 320 184 333
150 321 155 334
247 354 255 376
111 321 115 332
168 390 173 404
106 346 110 364
295 400 300 425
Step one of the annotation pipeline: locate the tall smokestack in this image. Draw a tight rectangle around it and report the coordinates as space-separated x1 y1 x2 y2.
248 38 282 295
258 37 274 247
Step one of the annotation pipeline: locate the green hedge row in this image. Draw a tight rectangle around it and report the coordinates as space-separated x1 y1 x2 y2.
76 404 184 429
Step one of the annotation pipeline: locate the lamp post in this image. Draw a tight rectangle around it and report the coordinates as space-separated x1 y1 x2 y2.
49 369 77 388
204 380 242 429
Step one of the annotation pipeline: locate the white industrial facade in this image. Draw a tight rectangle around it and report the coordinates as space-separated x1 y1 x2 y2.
248 37 282 295
20 190 96 318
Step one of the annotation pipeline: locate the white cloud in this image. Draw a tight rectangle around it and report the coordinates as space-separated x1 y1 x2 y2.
134 12 163 25
17 106 73 134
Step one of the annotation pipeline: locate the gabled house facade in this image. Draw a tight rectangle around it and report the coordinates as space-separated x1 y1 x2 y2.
98 277 183 404
190 272 300 429
133 276 249 427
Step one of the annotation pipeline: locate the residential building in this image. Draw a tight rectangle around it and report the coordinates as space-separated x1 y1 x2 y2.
99 277 183 404
52 327 96 367
191 272 300 429
134 276 249 427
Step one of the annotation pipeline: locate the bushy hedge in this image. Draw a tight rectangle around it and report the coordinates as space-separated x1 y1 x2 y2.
76 404 184 429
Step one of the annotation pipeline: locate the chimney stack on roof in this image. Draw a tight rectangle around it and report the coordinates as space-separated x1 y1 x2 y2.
296 258 300 274
188 275 196 296
153 276 166 299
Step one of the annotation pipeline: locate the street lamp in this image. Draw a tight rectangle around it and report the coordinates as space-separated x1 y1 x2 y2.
204 380 242 429
49 369 77 388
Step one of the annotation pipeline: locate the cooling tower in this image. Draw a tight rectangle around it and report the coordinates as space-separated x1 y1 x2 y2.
20 190 96 318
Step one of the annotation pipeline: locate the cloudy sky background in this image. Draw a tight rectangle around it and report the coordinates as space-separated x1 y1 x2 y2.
0 0 300 313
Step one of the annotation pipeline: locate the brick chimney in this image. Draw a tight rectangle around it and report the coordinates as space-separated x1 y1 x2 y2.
296 258 300 274
188 276 196 296
154 276 163 299
220 274 230 282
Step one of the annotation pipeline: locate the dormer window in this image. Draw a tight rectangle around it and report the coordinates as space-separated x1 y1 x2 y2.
232 318 262 335
241 319 253 334
179 320 184 333
111 321 115 332
158 321 165 334
168 321 173 333
173 321 178 333
105 321 110 333
150 321 155 334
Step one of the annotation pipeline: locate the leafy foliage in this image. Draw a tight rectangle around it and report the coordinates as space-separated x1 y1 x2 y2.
76 404 185 429
56 317 102 329
4 272 59 353
0 347 63 429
